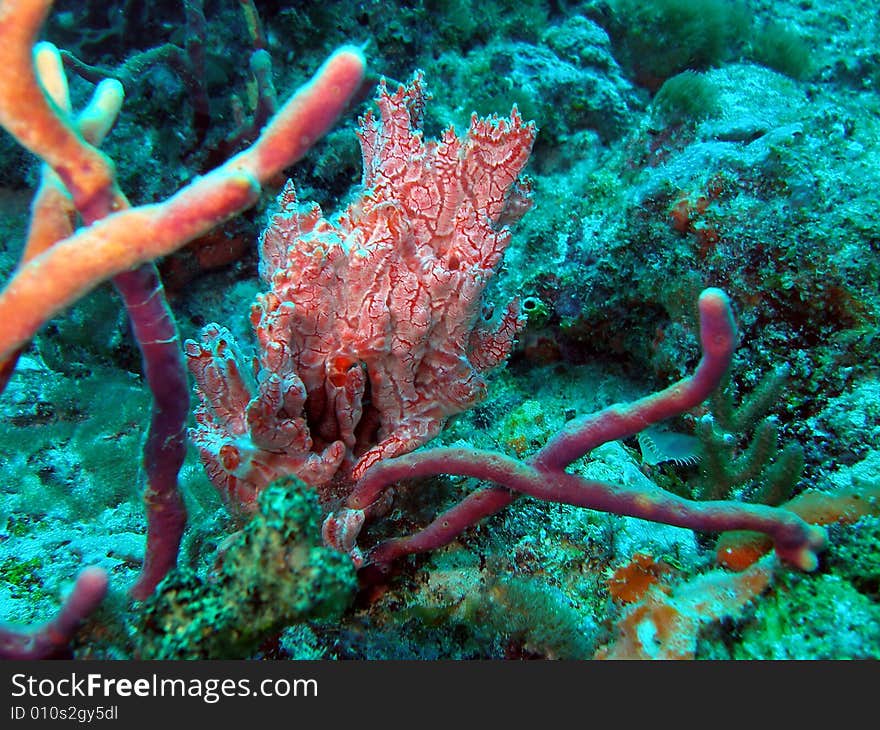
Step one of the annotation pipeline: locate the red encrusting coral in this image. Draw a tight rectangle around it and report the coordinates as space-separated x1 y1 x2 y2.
716 481 880 570
596 558 774 660
606 552 675 603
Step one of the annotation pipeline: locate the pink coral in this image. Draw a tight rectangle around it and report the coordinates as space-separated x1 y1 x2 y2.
186 72 536 515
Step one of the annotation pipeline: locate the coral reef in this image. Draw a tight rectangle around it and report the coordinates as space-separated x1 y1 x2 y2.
0 0 878 661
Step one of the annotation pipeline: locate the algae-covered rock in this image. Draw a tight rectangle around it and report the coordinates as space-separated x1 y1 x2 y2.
138 476 356 659
734 573 880 659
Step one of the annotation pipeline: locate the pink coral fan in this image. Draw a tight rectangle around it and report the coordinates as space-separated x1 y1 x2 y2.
185 72 536 515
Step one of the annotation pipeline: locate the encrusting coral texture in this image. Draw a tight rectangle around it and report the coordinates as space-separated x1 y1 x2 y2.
185 72 536 516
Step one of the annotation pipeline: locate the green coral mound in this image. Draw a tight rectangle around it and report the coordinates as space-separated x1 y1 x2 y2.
749 20 813 81
137 476 357 659
734 573 880 659
652 71 721 126
469 575 596 659
0 556 46 602
609 0 750 90
827 516 880 599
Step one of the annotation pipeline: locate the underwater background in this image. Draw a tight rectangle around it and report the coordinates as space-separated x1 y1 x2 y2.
0 0 878 659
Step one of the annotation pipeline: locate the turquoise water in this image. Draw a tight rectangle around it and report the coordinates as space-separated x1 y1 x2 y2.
0 0 877 659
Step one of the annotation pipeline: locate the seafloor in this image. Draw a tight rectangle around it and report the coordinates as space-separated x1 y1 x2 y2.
0 0 878 659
